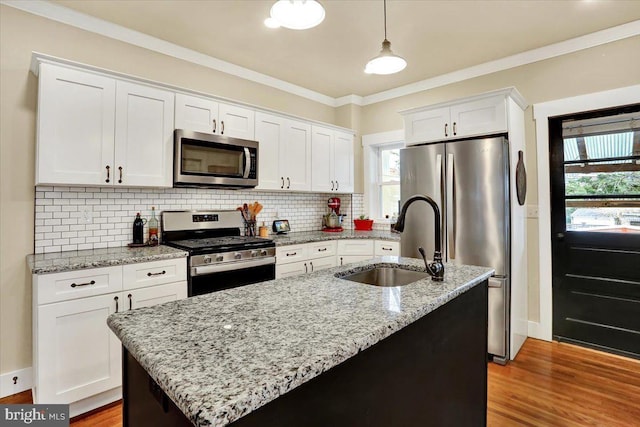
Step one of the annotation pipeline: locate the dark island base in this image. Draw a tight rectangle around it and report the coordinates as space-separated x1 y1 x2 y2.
123 281 488 427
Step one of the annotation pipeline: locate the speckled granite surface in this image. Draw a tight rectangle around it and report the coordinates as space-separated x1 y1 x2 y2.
27 245 188 274
271 229 400 246
108 257 493 427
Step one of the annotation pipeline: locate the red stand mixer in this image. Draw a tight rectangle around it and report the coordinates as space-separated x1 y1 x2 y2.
322 197 346 232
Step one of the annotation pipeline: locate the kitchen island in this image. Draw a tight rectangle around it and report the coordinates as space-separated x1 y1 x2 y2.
108 257 493 427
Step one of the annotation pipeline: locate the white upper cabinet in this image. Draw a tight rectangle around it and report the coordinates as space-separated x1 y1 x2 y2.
36 63 174 187
175 93 255 140
311 126 354 193
255 112 311 191
114 82 174 187
37 64 116 186
402 90 519 145
174 93 218 134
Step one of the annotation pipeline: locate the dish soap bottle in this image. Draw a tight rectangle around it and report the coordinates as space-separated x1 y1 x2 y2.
133 213 145 244
148 207 159 246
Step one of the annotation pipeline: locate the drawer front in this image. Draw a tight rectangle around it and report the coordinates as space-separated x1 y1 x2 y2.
375 240 400 256
308 255 337 273
338 255 374 266
276 260 309 279
35 266 123 305
276 245 308 265
122 258 187 291
307 240 337 259
337 240 374 256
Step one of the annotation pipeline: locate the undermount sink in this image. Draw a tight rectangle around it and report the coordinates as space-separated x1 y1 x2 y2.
339 266 429 287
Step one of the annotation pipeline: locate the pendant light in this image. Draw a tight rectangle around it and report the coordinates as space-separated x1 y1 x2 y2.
365 0 406 75
266 0 325 30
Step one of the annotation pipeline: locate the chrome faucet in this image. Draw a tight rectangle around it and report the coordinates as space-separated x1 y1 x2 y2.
393 194 444 281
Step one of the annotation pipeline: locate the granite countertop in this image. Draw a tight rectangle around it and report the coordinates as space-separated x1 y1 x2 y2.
270 229 400 246
108 257 494 427
27 245 188 274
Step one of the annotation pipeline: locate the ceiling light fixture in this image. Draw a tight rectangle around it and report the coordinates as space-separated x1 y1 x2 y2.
267 0 325 30
364 0 406 75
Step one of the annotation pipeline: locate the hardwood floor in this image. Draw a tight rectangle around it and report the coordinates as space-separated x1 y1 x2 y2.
2 339 639 426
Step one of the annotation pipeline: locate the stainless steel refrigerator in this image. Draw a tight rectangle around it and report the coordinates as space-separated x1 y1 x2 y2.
400 136 511 363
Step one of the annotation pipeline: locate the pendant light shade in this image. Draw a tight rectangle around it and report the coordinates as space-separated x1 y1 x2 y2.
268 0 325 30
365 0 406 75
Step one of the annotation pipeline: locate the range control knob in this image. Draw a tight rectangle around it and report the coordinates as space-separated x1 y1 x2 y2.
203 256 212 264
260 249 268 256
234 252 242 260
250 251 258 258
215 255 224 262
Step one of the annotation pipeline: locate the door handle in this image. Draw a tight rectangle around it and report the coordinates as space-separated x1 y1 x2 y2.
287 177 290 189
243 148 251 178
105 165 110 183
128 293 132 310
310 261 314 272
336 181 339 191
221 120 225 134
118 166 123 184
331 181 334 191
281 177 284 189
304 262 308 273
114 295 119 313
212 119 216 133
444 123 448 137
446 153 456 260
453 122 457 136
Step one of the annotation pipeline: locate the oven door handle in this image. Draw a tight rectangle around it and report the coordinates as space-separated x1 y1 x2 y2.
191 257 275 276
243 147 251 178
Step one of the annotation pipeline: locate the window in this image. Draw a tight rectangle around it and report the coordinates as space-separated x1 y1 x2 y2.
362 130 405 220
562 111 640 233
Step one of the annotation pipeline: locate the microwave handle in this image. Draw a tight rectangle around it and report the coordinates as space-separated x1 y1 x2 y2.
243 148 251 178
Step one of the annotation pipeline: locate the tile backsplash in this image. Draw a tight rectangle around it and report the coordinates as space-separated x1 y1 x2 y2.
34 186 364 253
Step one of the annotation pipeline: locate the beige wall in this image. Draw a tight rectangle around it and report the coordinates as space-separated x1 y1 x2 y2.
2 3 639 377
0 5 336 375
360 35 640 323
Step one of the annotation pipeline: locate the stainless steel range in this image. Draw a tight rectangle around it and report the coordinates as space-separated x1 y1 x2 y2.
161 210 275 296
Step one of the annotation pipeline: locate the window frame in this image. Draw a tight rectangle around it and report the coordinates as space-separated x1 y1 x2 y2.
362 130 405 221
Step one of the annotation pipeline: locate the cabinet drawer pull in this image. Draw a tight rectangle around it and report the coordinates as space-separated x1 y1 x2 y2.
70 280 95 288
212 119 217 133
105 165 110 183
382 247 393 251
147 270 166 277
453 121 457 136
114 295 119 313
128 293 132 310
444 123 448 137
118 166 123 184
286 252 297 257
318 248 327 252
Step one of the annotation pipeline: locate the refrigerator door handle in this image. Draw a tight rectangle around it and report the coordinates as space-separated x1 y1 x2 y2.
435 153 443 222
446 153 456 260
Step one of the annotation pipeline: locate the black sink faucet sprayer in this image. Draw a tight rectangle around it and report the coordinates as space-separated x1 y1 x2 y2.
393 194 444 281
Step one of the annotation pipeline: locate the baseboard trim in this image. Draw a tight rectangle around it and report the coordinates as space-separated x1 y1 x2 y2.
0 367 33 398
528 321 551 341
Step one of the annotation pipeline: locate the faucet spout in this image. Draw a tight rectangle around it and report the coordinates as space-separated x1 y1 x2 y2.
393 195 444 281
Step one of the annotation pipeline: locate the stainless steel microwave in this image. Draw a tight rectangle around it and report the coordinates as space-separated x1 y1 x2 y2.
174 129 258 188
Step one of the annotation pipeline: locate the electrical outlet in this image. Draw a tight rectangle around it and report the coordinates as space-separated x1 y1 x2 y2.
80 207 92 224
526 205 539 218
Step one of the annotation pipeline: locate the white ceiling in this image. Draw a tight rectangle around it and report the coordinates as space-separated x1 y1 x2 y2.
49 0 640 99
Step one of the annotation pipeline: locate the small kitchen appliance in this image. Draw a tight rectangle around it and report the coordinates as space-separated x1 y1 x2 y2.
322 197 346 232
162 210 275 296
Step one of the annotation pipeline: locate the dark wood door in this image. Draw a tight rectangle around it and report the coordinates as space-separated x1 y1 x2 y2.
550 105 640 359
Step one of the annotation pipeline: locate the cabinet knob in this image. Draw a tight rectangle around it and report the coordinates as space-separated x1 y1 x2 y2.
105 165 110 183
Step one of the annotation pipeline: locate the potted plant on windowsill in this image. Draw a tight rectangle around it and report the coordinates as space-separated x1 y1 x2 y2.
354 215 374 231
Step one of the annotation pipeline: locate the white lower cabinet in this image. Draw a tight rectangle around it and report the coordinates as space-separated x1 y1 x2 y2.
33 258 187 416
277 239 398 276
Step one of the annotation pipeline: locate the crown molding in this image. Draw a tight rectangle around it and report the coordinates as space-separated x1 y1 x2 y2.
3 1 639 108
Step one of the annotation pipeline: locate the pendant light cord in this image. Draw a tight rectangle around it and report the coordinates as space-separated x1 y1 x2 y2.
383 0 387 40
